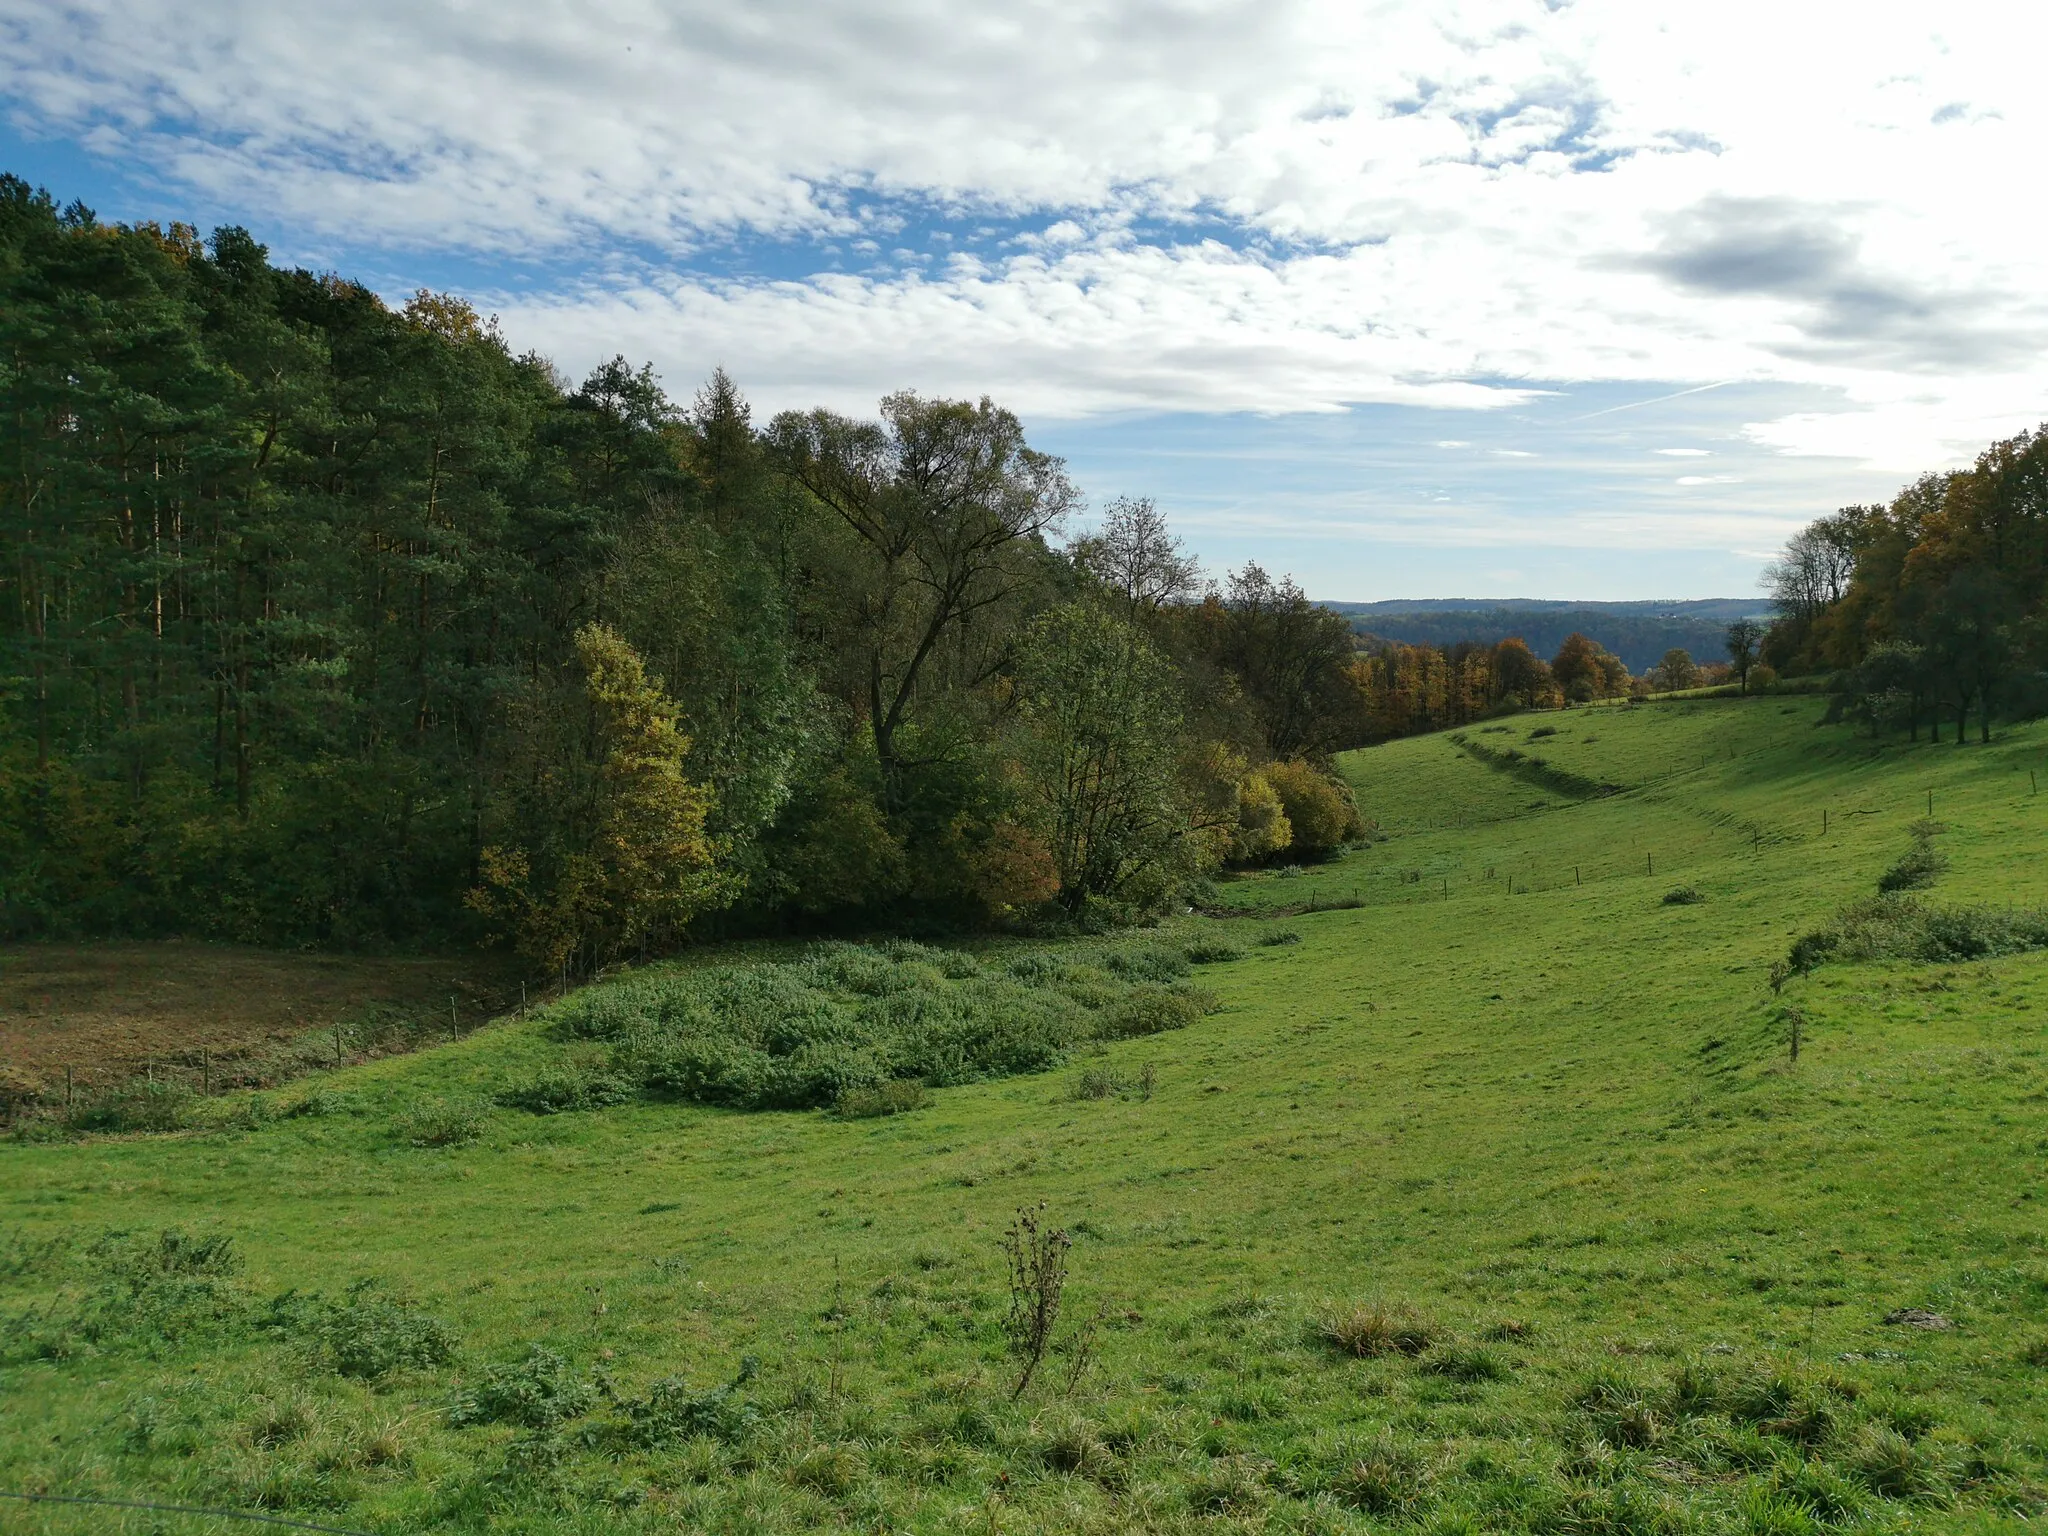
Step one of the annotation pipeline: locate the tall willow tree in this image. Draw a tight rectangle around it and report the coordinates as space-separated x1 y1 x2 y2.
768 392 1077 805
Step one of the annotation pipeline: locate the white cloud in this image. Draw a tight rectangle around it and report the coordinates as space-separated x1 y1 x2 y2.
7 0 2048 463
1676 474 1743 485
1654 448 1710 456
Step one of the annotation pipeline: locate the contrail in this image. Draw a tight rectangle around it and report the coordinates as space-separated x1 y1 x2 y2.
1564 380 1735 423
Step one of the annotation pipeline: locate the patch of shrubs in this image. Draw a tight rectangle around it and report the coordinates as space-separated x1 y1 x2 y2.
1661 886 1706 906
1422 1343 1511 1383
64 1079 194 1135
1073 1062 1156 1101
393 1098 489 1147
3 1228 252 1365
264 1281 458 1380
497 1069 637 1115
1789 896 2048 974
449 1345 599 1428
516 939 1224 1115
625 1358 762 1447
281 1089 362 1118
1258 929 1302 947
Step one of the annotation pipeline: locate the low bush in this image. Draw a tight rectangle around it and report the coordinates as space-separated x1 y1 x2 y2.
1844 1424 1957 1501
1790 896 2048 974
267 1283 458 1380
448 1345 597 1429
281 1089 362 1119
393 1098 487 1147
516 940 1217 1115
1073 1062 1154 1101
835 1080 928 1118
497 1068 637 1115
1324 1429 1436 1514
1258 930 1301 947
1097 986 1214 1039
1183 937 1244 964
66 1079 193 1135
1878 824 1949 893
625 1359 761 1446
1662 886 1706 906
96 1228 241 1283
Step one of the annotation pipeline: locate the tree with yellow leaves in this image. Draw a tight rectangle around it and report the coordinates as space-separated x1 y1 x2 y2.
470 625 724 975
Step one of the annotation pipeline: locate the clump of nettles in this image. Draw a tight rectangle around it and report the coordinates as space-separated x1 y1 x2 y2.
500 937 1229 1115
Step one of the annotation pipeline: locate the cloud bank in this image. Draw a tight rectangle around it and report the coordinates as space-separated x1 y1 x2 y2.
5 0 2046 470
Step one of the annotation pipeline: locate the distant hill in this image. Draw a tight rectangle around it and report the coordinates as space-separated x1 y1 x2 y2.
1322 598 1773 673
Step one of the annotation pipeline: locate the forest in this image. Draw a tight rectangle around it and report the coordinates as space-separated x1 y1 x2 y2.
8 175 2043 976
1759 431 2048 741
0 180 1369 969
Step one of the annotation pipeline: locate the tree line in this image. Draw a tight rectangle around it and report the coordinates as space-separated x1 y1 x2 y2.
0 179 1368 968
1342 630 1639 738
1761 424 2048 741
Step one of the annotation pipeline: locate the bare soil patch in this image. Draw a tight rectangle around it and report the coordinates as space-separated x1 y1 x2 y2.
0 941 523 1096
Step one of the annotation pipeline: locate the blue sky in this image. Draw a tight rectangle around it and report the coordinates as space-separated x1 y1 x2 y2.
4 1 2040 600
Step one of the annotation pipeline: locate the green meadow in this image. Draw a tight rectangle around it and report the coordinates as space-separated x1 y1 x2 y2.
8 695 2048 1534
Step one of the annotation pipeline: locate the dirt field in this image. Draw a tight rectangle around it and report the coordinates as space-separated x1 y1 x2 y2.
0 940 524 1097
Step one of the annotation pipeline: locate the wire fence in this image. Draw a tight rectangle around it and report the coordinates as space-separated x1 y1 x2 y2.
0 1490 374 1535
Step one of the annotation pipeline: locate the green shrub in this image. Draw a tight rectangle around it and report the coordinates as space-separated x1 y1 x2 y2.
625 1359 760 1446
448 1345 596 1429
1097 986 1212 1039
1258 930 1301 946
393 1099 487 1147
1662 886 1706 906
497 1068 637 1114
66 1079 193 1134
789 1443 865 1496
95 1228 241 1282
1790 896 2048 974
268 1283 458 1380
1074 1066 1121 1100
281 1089 362 1118
1324 1429 1435 1514
1844 1424 1956 1501
1183 937 1244 964
507 942 1215 1116
1102 944 1191 983
1879 843 1947 894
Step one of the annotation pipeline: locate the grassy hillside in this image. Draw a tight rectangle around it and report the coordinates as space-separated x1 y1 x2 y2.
7 697 2048 1534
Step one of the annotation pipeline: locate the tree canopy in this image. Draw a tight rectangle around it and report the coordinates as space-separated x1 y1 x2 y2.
0 174 1373 957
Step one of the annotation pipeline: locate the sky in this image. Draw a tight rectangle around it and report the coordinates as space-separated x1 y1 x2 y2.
4 1 2044 601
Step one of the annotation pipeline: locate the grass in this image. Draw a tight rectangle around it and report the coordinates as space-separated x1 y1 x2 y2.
8 695 2048 1531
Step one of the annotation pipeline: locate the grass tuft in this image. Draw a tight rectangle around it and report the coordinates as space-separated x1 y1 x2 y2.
1319 1302 1437 1358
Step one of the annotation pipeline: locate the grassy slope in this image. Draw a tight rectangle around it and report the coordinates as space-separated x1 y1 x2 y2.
7 697 2048 1534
